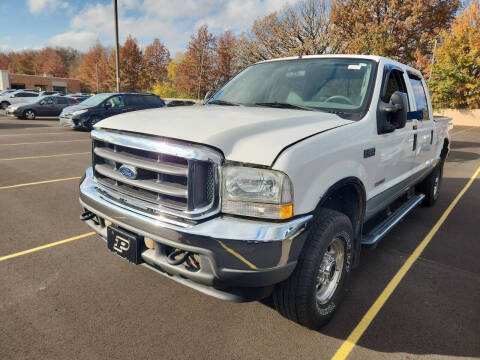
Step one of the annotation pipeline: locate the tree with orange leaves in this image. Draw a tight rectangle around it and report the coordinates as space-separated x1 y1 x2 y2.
329 0 461 70
76 43 110 93
176 25 216 99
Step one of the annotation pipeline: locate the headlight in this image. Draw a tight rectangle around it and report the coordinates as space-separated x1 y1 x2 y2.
222 166 293 219
72 109 88 116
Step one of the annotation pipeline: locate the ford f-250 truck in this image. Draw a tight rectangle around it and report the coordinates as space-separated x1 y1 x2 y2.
79 55 451 329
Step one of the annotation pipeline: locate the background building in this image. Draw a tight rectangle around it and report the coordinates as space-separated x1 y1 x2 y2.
0 70 80 93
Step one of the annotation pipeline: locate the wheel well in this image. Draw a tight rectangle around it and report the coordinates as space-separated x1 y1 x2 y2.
441 139 449 160
316 178 366 267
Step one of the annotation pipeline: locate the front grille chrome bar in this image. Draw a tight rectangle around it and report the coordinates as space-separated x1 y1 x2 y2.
91 129 223 221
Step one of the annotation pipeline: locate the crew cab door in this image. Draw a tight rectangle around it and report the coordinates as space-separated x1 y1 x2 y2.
366 65 415 219
406 73 436 173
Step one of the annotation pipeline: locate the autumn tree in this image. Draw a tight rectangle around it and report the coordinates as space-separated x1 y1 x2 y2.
236 0 335 67
76 43 110 93
107 35 146 92
54 47 82 76
0 52 14 70
34 48 68 77
329 0 461 70
213 31 240 90
8 51 36 74
429 0 480 109
144 38 170 89
176 25 216 99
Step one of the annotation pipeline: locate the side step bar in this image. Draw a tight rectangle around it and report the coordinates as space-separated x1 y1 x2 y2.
362 193 425 246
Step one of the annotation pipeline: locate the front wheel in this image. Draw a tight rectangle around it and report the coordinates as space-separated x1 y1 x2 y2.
23 109 36 120
272 208 353 329
1 101 9 110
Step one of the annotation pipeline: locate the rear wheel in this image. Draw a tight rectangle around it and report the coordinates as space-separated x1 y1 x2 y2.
272 208 353 329
23 109 36 120
418 160 444 207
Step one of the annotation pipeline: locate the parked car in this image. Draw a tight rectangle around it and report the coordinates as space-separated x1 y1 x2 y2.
65 93 91 103
59 92 165 130
0 89 17 97
166 99 196 107
39 91 64 96
78 55 451 329
6 95 76 119
0 90 39 109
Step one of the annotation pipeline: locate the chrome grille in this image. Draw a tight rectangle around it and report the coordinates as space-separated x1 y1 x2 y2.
91 130 222 219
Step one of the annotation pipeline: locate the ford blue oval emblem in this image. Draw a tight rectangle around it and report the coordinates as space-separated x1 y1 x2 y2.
118 164 138 179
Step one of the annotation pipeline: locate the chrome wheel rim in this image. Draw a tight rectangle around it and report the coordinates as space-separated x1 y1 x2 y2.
433 175 440 199
25 111 34 119
316 237 345 305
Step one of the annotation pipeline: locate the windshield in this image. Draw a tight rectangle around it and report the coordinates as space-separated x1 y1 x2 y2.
79 93 113 107
210 58 376 116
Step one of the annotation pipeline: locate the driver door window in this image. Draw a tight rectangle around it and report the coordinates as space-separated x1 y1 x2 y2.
106 96 125 108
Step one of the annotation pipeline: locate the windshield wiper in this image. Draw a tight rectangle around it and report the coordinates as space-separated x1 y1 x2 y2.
207 99 240 106
254 102 316 111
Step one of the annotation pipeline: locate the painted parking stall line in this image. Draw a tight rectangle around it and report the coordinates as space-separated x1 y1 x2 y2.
0 152 90 161
0 232 95 263
331 165 480 360
0 176 82 190
0 139 89 146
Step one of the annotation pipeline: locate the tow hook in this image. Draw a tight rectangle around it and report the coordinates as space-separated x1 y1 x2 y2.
80 211 95 221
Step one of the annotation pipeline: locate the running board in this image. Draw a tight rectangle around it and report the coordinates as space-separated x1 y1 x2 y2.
362 193 425 246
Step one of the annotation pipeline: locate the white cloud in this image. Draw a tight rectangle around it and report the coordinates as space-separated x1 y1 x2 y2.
50 31 98 51
142 0 222 19
46 0 292 52
27 0 68 14
200 0 289 30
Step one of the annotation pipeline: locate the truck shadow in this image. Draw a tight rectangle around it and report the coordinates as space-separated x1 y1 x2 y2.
260 176 480 358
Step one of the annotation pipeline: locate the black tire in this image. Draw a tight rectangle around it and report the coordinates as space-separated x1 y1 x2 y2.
418 160 443 207
272 208 353 329
23 109 36 120
85 117 101 131
1 101 10 110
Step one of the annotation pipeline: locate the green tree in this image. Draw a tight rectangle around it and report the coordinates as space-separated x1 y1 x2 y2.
429 0 480 109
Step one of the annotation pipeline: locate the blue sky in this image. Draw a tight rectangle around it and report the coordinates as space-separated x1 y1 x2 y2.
0 0 289 53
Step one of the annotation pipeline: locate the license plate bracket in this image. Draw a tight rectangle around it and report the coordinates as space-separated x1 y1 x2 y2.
107 226 144 264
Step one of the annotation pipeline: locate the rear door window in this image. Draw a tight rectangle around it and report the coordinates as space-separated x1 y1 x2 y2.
408 75 430 120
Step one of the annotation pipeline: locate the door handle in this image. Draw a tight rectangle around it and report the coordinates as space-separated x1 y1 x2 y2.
413 125 418 130
413 133 417 151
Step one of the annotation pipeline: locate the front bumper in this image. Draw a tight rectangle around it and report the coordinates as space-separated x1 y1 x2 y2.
79 167 312 302
59 115 76 128
6 108 21 117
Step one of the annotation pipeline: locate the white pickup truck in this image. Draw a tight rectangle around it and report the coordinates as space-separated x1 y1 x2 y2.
79 55 451 329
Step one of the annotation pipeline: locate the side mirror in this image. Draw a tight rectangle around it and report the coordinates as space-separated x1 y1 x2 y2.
39 101 45 105
204 91 212 103
377 91 408 134
104 102 112 110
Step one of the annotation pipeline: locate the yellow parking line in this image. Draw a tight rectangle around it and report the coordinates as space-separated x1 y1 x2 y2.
332 165 480 360
0 232 95 262
0 176 81 190
0 139 88 146
0 132 71 137
0 152 90 161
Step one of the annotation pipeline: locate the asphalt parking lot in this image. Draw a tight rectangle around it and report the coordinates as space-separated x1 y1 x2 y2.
0 113 479 360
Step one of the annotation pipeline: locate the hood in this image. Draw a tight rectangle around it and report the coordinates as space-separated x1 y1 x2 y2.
95 105 353 165
62 103 89 115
